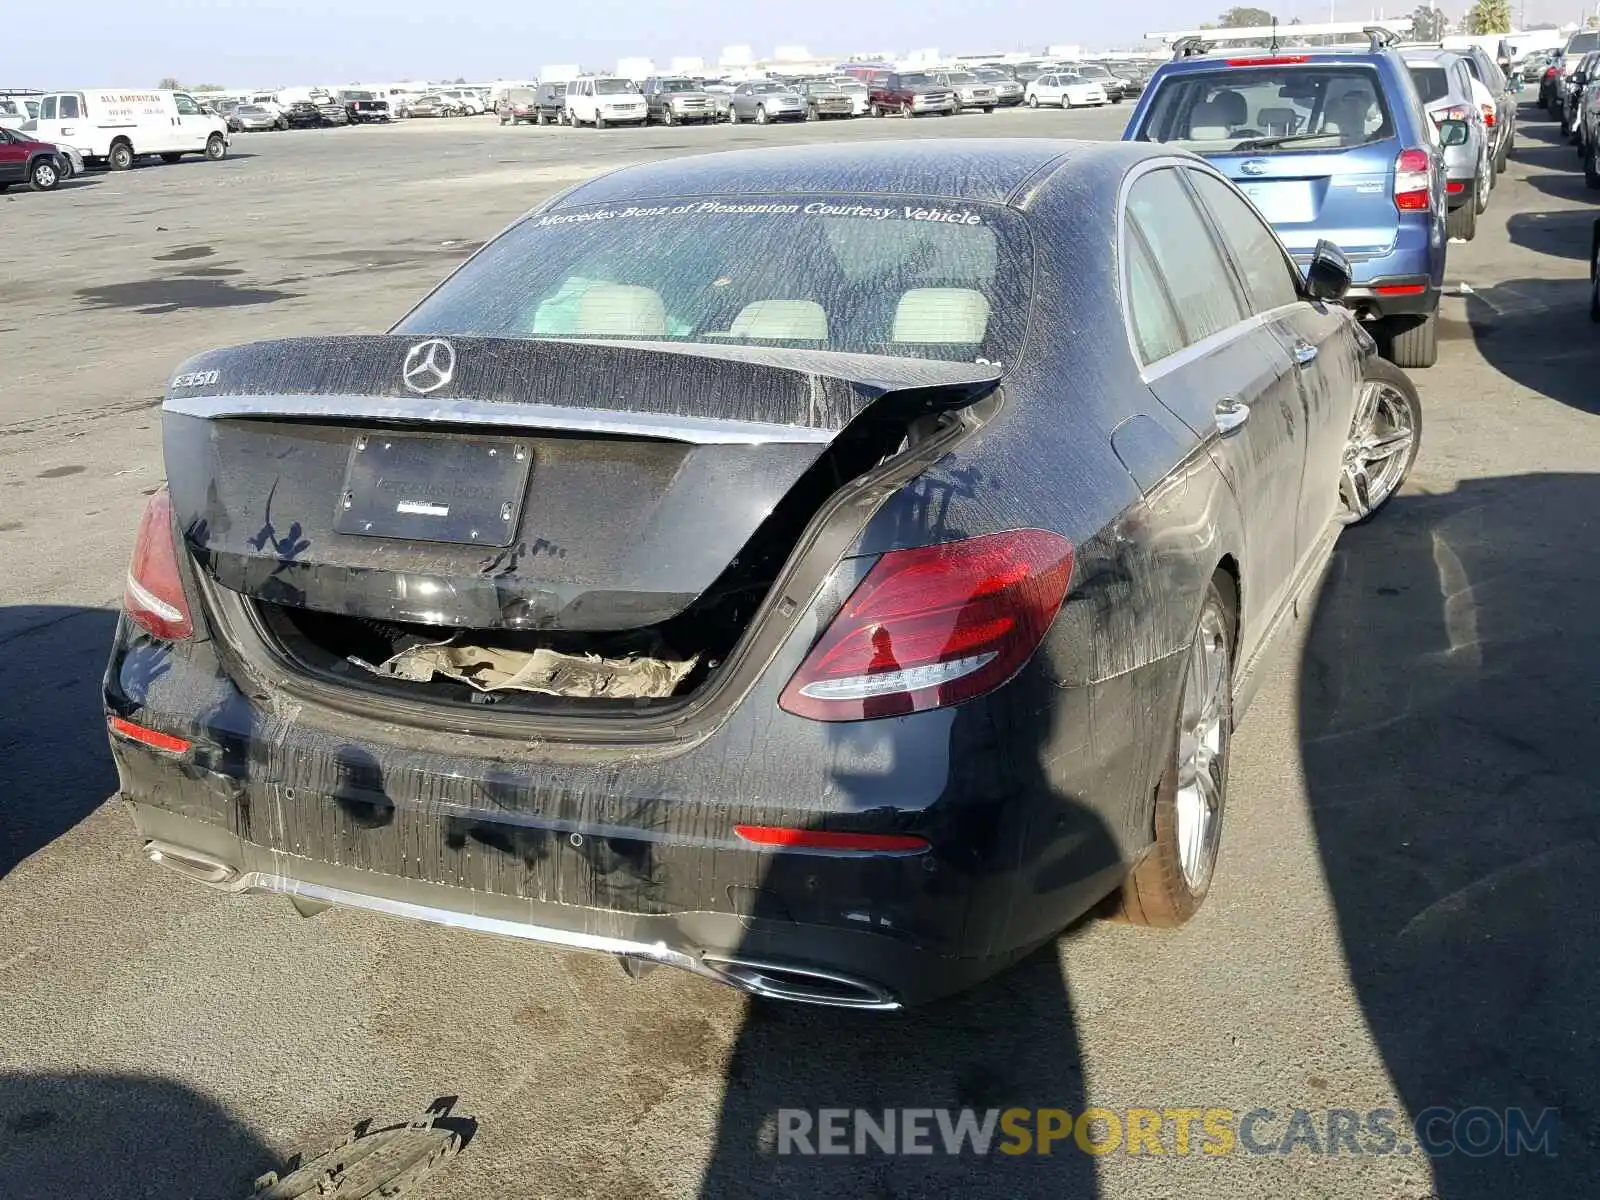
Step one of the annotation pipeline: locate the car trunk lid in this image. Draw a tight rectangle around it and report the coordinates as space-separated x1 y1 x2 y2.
163 335 1000 635
1208 143 1401 257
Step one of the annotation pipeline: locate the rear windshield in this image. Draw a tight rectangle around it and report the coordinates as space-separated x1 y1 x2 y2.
396 196 1033 364
1135 65 1395 152
1407 66 1450 103
1568 33 1600 55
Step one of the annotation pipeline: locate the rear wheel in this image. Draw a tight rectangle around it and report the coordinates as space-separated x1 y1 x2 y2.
1338 358 1422 524
1590 221 1600 323
1380 312 1438 370
1116 575 1236 927
108 140 134 171
1446 196 1477 241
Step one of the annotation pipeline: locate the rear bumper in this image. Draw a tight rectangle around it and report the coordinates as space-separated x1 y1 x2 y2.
1343 277 1440 320
105 569 1166 1006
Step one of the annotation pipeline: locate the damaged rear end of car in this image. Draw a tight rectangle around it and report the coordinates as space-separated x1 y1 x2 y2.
106 183 1101 1008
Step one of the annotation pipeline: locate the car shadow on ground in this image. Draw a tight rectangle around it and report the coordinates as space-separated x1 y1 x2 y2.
1459 278 1598 412
0 606 120 877
0 1071 276 1198
1301 478 1600 1196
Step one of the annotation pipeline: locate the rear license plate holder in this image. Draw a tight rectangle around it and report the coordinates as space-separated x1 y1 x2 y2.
1239 181 1315 225
334 432 531 547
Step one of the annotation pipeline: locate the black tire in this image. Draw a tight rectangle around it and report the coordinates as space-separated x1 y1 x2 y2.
729 105 741 124
205 134 226 161
29 158 60 191
868 103 881 118
1590 221 1600 323
900 101 913 117
108 140 134 171
1115 573 1236 927
1380 312 1439 370
161 152 183 163
1339 357 1422 526
755 104 768 124
1027 93 1040 108
1590 138 1600 190
535 109 548 125
662 106 675 125
594 112 606 130
1446 196 1477 241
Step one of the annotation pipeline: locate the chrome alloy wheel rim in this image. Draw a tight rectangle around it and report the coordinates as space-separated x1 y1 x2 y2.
1176 605 1230 892
1340 380 1416 521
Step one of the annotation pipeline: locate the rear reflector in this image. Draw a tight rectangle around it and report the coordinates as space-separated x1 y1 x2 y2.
109 715 191 754
779 528 1074 722
1226 55 1310 66
124 487 194 640
1374 284 1428 296
1481 103 1496 128
733 825 929 854
1394 148 1433 212
1446 181 1466 194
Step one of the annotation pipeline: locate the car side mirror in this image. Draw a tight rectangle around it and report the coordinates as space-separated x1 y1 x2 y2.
1437 118 1470 147
1304 239 1352 303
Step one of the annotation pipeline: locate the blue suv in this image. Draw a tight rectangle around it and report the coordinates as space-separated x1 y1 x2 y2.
1124 34 1468 368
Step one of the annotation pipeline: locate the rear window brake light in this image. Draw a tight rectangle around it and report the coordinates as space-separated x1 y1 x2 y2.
1226 55 1311 66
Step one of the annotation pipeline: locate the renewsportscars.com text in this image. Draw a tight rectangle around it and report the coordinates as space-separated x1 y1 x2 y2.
776 1106 1559 1158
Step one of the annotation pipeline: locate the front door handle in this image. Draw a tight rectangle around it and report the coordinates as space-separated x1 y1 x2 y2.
1293 340 1319 366
1214 397 1250 435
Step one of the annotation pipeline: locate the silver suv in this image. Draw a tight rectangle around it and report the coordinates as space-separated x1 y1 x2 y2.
1403 49 1492 241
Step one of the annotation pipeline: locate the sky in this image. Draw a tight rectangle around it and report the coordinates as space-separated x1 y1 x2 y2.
0 0 1584 89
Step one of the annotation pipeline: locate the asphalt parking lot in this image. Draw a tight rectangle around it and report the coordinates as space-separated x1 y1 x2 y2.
3 102 1599 1199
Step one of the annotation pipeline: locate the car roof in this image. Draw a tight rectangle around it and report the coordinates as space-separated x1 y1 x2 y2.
555 139 1169 210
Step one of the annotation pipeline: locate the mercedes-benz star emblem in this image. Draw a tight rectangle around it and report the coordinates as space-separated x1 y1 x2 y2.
402 339 456 395
1241 160 1267 177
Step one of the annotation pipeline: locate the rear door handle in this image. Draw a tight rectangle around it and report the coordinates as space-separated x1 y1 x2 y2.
1214 397 1250 435
1293 340 1319 366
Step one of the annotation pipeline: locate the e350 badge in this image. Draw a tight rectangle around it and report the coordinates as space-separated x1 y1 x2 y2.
172 369 221 389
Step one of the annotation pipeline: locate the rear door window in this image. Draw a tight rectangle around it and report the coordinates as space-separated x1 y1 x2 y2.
1185 171 1302 314
1407 66 1449 104
1125 168 1246 346
1135 65 1394 151
1124 230 1186 365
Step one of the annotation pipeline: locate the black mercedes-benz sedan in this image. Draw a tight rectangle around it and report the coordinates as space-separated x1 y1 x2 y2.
108 140 1420 1008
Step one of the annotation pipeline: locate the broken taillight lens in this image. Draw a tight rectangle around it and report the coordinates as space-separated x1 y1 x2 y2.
779 529 1074 722
124 487 193 640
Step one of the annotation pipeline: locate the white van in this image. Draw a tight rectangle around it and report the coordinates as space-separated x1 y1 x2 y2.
564 76 648 127
31 89 231 170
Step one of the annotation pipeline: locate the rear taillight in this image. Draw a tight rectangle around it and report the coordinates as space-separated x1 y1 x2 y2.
124 487 193 640
1394 148 1432 212
1480 102 1496 127
778 529 1074 722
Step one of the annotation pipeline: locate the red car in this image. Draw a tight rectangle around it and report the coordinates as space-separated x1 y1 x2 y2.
0 126 65 192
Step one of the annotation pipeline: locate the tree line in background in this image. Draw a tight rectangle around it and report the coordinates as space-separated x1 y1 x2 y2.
1201 3 1514 36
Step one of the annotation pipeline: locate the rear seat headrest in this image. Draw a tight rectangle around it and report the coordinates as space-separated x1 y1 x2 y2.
891 288 991 344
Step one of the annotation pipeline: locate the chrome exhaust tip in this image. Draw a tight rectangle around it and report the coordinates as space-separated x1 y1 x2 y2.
700 955 900 1010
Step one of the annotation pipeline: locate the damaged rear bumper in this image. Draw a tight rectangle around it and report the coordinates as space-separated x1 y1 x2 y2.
133 807 910 1008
